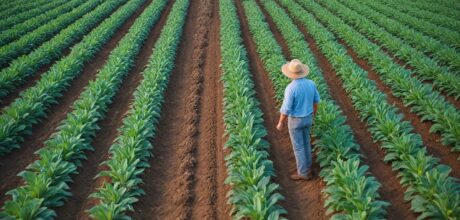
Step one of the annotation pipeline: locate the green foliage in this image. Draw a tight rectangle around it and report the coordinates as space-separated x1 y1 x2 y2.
219 0 286 219
321 0 460 97
0 0 51 20
250 0 387 218
0 0 161 218
361 0 460 49
0 0 139 155
300 0 460 154
0 0 103 67
0 0 67 32
281 0 460 218
87 0 189 219
0 0 84 47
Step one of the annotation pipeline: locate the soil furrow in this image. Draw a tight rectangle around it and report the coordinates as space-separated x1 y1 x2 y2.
129 0 205 218
0 0 151 206
52 0 176 218
189 0 231 219
287 14 416 218
336 38 460 179
235 1 328 219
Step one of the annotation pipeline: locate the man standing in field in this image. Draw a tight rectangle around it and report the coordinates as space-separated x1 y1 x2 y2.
276 59 320 181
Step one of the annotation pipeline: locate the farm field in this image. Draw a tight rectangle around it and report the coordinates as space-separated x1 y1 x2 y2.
0 0 459 219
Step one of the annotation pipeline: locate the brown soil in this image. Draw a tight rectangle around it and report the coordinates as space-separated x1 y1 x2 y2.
52 0 175 218
189 0 231 219
336 39 460 179
235 1 328 219
0 0 150 207
130 0 229 219
277 2 417 219
0 49 71 110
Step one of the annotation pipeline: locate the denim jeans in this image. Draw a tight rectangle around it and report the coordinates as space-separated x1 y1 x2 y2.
288 115 313 176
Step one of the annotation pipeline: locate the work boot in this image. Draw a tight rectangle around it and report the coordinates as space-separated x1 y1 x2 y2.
290 172 313 181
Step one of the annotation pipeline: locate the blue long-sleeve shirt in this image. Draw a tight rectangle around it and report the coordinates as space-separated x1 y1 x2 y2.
280 78 320 117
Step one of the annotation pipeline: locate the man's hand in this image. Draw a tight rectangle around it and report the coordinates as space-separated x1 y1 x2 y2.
276 122 284 131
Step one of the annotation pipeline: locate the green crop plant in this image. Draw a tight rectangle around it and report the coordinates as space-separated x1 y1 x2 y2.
0 0 51 20
0 0 68 32
360 0 460 49
88 1 190 218
219 0 287 219
247 0 388 218
299 0 460 154
0 0 85 46
0 0 169 218
0 0 102 67
320 0 460 97
335 0 460 75
281 0 460 218
0 0 141 156
0 0 124 99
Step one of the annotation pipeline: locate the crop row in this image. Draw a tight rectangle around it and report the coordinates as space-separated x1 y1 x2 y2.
88 1 190 218
300 0 460 154
319 0 460 98
0 0 133 155
219 0 286 219
247 0 388 218
0 0 170 219
0 0 67 32
281 0 460 218
336 0 460 75
0 0 127 99
393 0 460 20
0 0 86 47
0 0 103 67
361 0 460 49
0 0 50 20
381 0 460 32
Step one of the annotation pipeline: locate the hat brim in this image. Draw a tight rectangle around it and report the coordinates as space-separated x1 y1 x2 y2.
281 63 309 79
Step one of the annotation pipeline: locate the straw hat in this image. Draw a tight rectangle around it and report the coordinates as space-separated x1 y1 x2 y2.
281 59 309 79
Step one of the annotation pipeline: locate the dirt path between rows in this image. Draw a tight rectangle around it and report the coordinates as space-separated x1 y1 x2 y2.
130 0 229 219
189 0 231 219
336 39 460 179
0 0 150 206
235 1 328 219
280 2 419 218
52 0 176 218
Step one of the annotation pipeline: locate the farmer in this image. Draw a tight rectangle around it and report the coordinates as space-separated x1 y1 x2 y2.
276 59 320 181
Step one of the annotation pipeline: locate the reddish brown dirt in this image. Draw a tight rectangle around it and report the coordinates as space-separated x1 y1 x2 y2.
0 49 71 110
52 0 176 218
235 1 328 219
189 0 231 219
130 0 229 219
277 2 417 219
335 39 460 179
0 0 151 207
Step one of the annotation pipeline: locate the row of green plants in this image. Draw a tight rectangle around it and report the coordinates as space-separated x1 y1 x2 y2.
282 0 460 218
88 1 190 218
299 0 460 154
0 0 49 20
0 0 169 219
361 0 460 49
0 0 135 155
0 0 67 32
381 0 460 32
0 0 124 99
0 0 103 67
394 0 460 21
0 0 85 47
336 0 460 75
220 0 286 219
320 0 460 99
248 1 388 218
